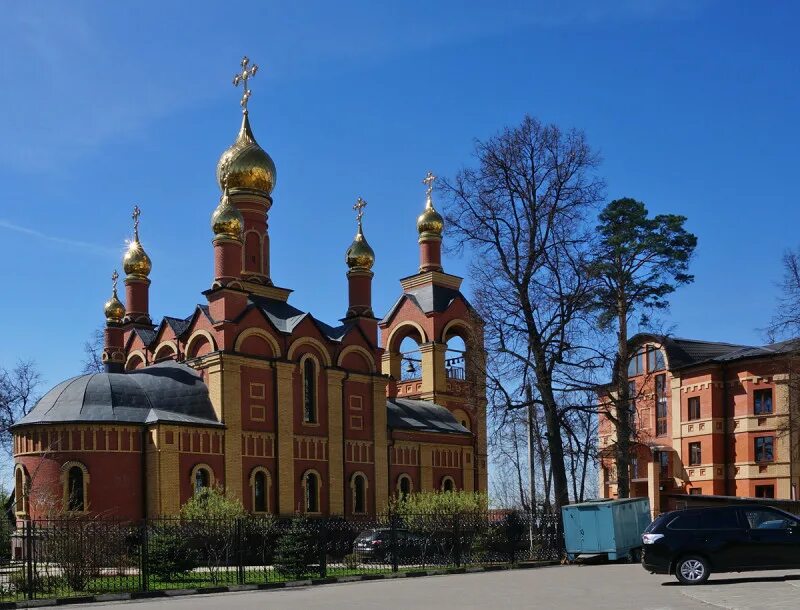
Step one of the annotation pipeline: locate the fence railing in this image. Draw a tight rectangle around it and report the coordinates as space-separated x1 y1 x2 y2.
1 511 560 602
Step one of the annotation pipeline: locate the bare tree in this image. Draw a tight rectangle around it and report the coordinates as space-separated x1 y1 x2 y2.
82 327 105 374
442 115 605 515
0 360 42 455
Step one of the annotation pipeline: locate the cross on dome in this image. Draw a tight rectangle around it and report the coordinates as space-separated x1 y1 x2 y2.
353 197 368 224
422 170 436 198
132 205 141 241
232 56 259 112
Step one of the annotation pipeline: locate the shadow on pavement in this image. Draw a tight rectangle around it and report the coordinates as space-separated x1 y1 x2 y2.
662 573 800 587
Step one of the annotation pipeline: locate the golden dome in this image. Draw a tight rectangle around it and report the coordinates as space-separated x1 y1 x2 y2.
216 112 276 195
346 222 375 270
104 292 125 323
123 239 151 279
211 188 244 241
417 195 444 238
104 270 125 323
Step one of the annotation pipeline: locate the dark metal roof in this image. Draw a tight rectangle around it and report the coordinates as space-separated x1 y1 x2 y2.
133 327 157 347
250 296 352 342
387 398 471 435
163 316 192 337
629 333 800 371
13 362 221 428
380 285 475 326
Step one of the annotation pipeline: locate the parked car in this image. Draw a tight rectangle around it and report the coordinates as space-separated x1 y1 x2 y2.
352 528 438 563
641 504 800 585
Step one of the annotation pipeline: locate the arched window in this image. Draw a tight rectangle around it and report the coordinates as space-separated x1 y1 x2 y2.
351 473 368 514
14 465 28 515
251 468 270 513
397 474 412 499
68 466 85 511
303 471 320 513
441 476 455 493
191 464 213 495
303 358 317 423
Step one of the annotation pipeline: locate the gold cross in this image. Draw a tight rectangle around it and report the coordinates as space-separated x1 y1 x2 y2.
131 205 141 241
232 56 259 112
111 270 119 294
422 170 436 197
353 197 367 224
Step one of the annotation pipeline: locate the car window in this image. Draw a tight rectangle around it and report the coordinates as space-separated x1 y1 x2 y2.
667 513 700 530
742 509 793 530
697 509 740 530
644 513 672 533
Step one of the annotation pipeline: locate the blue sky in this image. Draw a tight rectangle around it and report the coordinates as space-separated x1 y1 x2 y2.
0 0 798 391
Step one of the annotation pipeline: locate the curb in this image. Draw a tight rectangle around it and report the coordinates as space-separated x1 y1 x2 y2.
0 561 559 608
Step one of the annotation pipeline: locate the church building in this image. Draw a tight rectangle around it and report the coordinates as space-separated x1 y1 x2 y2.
11 58 488 520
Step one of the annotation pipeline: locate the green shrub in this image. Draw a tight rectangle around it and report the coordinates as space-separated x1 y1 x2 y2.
148 528 198 582
274 517 317 579
343 553 359 569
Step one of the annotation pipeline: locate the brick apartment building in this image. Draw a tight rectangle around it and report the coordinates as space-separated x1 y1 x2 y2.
598 333 800 514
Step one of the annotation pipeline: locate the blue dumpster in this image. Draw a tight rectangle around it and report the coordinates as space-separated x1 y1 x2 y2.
562 498 651 561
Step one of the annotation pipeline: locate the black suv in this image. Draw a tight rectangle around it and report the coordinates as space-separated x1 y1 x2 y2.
642 504 800 584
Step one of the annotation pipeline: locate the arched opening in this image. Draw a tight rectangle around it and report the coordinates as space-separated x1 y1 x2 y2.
397 474 412 499
441 476 455 493
251 468 269 513
14 466 28 515
67 466 85 511
303 471 320 513
351 473 367 514
444 335 467 381
302 357 318 423
193 466 211 494
399 336 422 382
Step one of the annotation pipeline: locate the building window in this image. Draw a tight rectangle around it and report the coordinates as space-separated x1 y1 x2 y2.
441 476 455 492
61 462 89 513
755 436 774 463
397 474 412 499
754 389 773 415
755 484 775 499
351 473 368 514
689 487 702 495
647 346 665 372
14 465 29 516
627 349 644 377
630 456 639 479
689 442 701 466
250 468 270 513
191 464 213 495
687 397 701 421
303 358 317 423
628 380 637 429
655 374 668 436
659 451 670 478
303 471 320 513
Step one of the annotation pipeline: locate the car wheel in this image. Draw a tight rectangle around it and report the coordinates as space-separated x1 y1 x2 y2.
675 555 710 585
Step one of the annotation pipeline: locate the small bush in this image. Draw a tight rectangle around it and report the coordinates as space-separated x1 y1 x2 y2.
148 528 198 582
274 517 317 579
343 553 360 569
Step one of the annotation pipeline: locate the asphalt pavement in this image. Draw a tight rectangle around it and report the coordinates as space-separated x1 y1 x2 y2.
72 563 800 610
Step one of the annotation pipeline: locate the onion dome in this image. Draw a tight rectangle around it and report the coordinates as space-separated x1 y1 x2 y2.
216 112 276 195
210 187 244 241
417 170 444 238
417 201 444 238
104 270 125 323
123 206 152 279
346 221 375 271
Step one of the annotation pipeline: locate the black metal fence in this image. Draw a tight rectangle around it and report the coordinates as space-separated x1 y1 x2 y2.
0 511 560 602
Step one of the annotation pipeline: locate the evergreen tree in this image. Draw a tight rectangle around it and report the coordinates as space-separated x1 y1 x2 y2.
274 517 317 579
589 197 697 498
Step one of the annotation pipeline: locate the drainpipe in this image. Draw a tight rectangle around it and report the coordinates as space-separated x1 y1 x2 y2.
721 363 731 496
140 427 148 519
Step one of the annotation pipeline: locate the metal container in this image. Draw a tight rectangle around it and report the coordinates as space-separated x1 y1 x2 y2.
562 497 651 561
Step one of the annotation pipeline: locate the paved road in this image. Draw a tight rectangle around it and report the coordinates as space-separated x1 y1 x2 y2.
75 564 800 610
